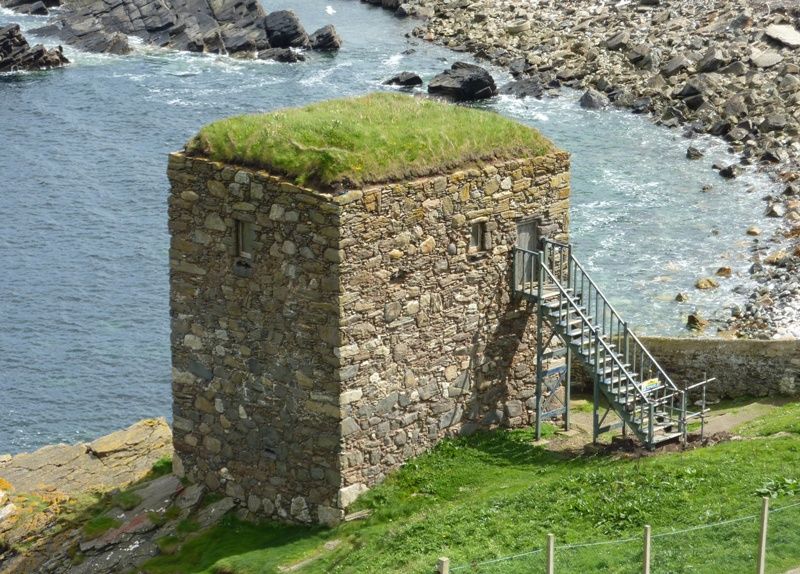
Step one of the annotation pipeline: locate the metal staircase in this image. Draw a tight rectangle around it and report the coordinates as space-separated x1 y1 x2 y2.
513 239 711 449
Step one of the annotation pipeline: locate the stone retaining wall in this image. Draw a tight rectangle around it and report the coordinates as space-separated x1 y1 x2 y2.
167 150 570 524
640 337 800 399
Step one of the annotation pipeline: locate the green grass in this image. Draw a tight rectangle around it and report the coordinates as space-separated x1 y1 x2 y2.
737 401 800 437
185 93 555 188
110 490 142 511
143 428 800 574
148 505 182 527
82 515 121 540
149 456 173 479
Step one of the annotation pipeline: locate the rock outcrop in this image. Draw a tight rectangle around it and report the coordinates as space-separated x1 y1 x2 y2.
263 9 309 49
0 419 175 574
0 24 68 72
428 61 496 101
309 24 342 52
0 0 340 60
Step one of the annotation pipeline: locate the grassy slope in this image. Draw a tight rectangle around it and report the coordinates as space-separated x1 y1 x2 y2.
145 403 800 574
185 93 554 188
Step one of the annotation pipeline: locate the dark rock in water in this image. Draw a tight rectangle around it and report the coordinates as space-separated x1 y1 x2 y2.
718 164 741 179
309 25 341 52
579 88 609 109
499 78 543 98
264 10 309 49
428 61 497 101
686 313 708 331
17 1 48 15
0 23 69 72
383 71 422 86
631 96 651 114
686 146 704 160
362 0 400 9
258 47 304 63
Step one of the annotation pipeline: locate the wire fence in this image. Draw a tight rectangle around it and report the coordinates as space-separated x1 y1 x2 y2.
437 499 800 574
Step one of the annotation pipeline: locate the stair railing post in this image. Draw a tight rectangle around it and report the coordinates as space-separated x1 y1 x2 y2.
593 328 600 444
648 403 654 447
565 346 572 431
535 252 544 441
566 243 572 287
680 389 687 444
701 376 707 441
623 322 629 366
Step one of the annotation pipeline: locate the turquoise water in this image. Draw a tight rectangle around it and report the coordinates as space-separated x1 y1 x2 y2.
0 1 779 453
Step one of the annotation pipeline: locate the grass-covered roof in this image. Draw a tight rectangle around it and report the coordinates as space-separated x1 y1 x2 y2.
185 93 555 190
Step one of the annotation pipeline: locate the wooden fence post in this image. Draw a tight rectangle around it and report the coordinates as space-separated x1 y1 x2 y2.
757 497 769 574
546 533 555 574
437 557 449 574
643 525 651 574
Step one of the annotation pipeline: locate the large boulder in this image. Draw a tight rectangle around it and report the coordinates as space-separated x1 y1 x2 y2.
499 78 544 98
263 10 309 49
309 24 341 51
579 88 609 109
427 61 497 101
0 23 69 72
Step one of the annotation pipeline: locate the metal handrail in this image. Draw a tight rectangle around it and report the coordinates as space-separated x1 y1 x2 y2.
513 243 716 445
535 254 653 408
541 239 680 395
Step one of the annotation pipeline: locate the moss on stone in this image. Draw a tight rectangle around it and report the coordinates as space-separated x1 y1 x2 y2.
185 93 554 189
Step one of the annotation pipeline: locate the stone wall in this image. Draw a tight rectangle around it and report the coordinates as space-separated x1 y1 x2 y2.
336 153 570 493
167 150 570 524
640 336 800 399
168 154 344 524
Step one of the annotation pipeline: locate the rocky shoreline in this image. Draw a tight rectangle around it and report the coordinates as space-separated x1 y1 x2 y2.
0 419 173 573
0 0 340 61
0 23 67 71
384 0 800 339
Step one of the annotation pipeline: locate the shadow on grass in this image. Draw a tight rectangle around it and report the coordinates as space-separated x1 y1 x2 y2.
144 515 328 574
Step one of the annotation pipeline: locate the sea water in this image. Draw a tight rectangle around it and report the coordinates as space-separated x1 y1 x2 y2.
0 0 780 452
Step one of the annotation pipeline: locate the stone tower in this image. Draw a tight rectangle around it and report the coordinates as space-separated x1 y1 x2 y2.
167 95 570 525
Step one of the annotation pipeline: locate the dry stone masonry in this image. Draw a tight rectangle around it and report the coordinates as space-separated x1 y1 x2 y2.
167 143 570 524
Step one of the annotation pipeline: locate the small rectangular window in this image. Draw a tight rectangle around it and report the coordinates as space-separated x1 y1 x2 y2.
235 220 254 259
469 222 488 253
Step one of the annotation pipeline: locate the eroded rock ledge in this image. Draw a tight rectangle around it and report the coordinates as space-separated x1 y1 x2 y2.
0 0 340 61
0 418 172 573
0 23 68 72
